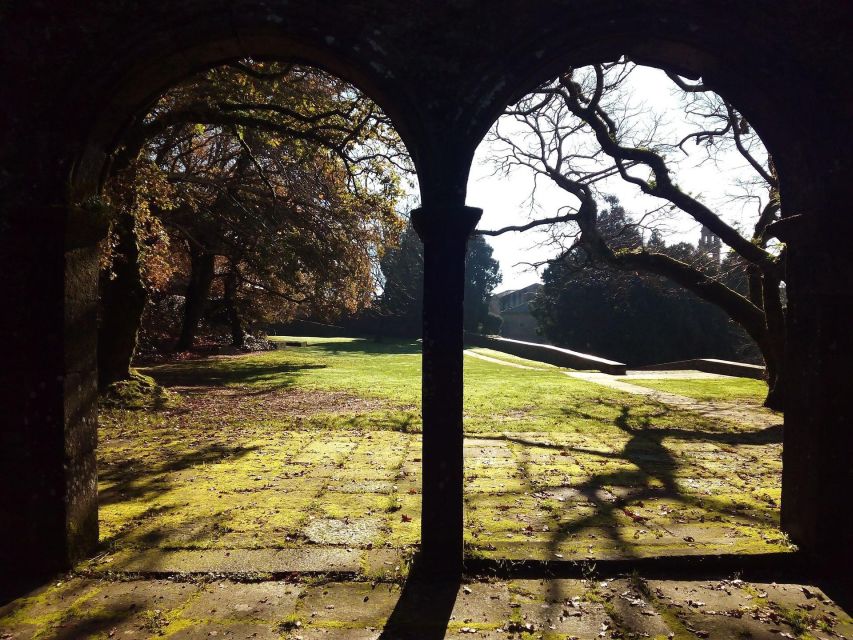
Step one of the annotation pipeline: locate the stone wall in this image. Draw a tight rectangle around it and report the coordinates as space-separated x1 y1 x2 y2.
634 359 766 380
465 333 627 375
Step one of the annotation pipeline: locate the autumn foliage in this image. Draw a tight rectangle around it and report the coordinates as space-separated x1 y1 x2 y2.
98 61 411 384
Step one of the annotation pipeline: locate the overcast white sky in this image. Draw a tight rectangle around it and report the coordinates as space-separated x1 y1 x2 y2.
465 65 767 293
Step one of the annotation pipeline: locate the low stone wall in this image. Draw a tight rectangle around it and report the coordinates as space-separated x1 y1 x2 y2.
465 333 627 375
633 358 766 379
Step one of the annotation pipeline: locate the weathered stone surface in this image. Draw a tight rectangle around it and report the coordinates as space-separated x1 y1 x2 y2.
108 547 362 574
299 582 399 626
649 579 853 640
606 579 673 638
166 622 282 638
449 582 511 626
2 577 850 639
303 517 384 546
182 581 301 621
509 579 612 637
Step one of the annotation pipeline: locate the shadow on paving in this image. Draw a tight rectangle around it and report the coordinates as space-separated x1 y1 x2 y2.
98 443 259 508
95 443 262 556
379 562 459 639
471 403 785 573
3 570 850 638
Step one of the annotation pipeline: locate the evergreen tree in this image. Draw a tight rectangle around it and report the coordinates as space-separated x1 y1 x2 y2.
377 223 501 336
533 200 760 366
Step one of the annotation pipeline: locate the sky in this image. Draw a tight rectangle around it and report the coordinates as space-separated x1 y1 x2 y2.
464 65 768 293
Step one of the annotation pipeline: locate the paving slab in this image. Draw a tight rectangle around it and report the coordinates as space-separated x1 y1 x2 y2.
450 582 512 626
298 582 399 626
303 517 385 546
648 579 853 640
165 621 283 638
104 547 363 574
509 578 612 637
181 581 301 621
606 578 674 638
2 577 850 639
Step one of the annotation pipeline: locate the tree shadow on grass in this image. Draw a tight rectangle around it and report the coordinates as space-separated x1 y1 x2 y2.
142 359 325 389
309 338 422 356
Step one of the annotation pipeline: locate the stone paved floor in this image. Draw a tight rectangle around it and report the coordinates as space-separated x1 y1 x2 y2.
86 423 788 575
1 347 842 638
2 575 850 639
462 424 786 561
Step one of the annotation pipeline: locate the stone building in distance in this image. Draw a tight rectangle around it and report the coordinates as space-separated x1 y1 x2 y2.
489 283 545 342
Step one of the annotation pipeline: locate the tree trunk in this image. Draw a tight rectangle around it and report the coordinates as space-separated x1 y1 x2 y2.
98 209 146 389
761 272 787 411
176 247 215 351
764 353 785 410
608 248 788 409
224 261 245 348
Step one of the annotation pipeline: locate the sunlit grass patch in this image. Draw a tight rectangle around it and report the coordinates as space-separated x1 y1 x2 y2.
625 376 769 403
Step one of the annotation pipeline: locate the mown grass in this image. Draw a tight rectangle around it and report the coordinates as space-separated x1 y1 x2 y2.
624 377 769 403
137 337 741 436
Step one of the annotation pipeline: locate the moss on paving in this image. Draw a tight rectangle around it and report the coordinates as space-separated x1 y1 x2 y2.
4 576 850 639
92 337 790 568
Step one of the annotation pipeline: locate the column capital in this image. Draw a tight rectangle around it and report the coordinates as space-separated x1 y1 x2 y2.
411 205 482 245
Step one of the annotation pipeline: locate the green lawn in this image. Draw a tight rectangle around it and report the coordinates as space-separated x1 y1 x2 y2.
94 337 788 570
465 347 557 369
624 376 770 403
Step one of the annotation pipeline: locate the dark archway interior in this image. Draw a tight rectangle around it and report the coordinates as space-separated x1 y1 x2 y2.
2 1 851 603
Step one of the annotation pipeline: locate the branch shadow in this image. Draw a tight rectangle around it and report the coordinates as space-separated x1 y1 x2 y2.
99 443 259 507
475 401 781 526
467 401 786 614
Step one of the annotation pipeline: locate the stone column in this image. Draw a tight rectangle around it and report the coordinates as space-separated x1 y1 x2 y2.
411 205 482 576
0 200 100 585
777 213 853 575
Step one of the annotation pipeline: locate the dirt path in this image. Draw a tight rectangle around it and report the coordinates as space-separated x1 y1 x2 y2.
565 371 781 427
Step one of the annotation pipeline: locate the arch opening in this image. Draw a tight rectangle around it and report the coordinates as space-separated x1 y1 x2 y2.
462 57 790 568
69 55 431 576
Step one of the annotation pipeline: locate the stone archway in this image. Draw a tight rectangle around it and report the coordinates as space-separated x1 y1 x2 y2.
457 19 853 574
2 0 851 586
